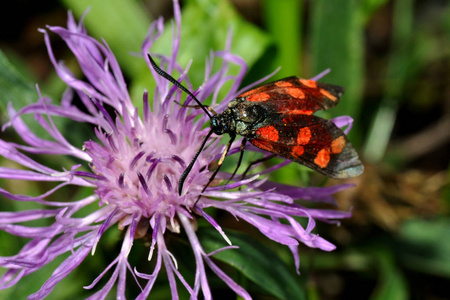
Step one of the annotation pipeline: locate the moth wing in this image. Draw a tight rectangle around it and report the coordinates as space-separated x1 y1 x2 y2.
249 114 363 178
239 76 345 114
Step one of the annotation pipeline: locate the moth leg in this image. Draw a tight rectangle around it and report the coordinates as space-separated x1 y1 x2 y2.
241 154 277 181
224 138 247 186
194 134 236 207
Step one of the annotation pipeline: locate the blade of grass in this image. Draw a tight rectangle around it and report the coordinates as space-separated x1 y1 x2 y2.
262 0 302 78
363 0 413 162
309 0 364 124
370 247 409 300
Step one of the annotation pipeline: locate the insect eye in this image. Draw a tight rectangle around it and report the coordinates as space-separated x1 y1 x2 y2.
211 117 224 135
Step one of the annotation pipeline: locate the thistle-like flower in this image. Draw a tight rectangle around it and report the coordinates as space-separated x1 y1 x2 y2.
0 1 354 299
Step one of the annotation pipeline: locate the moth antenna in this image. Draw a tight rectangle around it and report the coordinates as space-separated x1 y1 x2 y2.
147 54 212 119
194 133 236 206
178 129 214 195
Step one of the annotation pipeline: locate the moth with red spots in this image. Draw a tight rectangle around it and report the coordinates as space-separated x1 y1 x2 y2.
148 55 364 199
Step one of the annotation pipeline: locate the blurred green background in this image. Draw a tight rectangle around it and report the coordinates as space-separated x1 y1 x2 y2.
0 0 449 299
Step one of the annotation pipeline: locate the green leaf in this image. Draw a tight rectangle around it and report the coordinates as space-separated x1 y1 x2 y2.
134 0 270 107
60 0 270 105
61 0 151 79
0 50 60 144
199 229 305 300
0 51 88 170
370 248 409 300
151 0 270 84
398 218 450 278
0 253 89 299
0 50 37 112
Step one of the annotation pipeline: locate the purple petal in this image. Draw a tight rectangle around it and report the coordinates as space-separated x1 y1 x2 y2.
28 241 93 299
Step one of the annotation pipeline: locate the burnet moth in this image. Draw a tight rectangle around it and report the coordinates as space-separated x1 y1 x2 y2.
148 54 364 202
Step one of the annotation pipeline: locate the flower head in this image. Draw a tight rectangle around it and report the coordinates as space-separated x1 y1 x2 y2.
0 1 354 299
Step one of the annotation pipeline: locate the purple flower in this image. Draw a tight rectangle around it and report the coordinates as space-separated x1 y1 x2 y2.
0 1 354 299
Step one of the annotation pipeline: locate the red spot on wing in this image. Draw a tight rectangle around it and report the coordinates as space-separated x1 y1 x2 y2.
314 149 330 168
299 79 317 88
247 92 271 102
240 86 263 97
290 109 313 115
331 136 346 154
275 81 293 87
319 88 338 102
297 127 312 145
285 87 305 99
292 145 304 156
256 125 279 142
